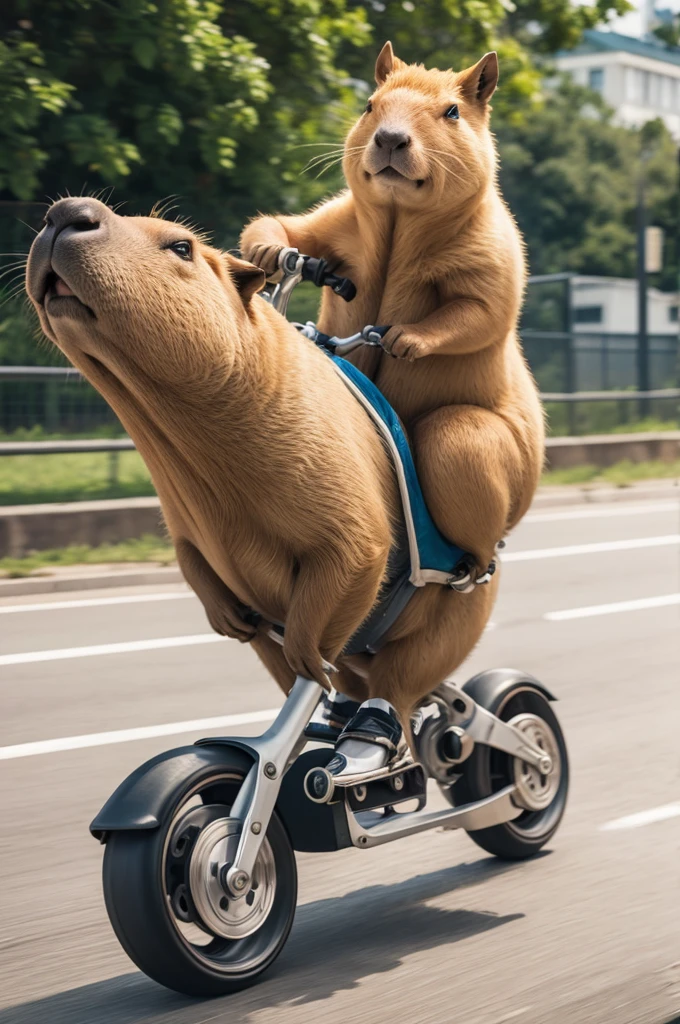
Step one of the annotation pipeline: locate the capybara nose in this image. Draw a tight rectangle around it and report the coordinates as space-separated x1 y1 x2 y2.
45 197 107 235
374 127 411 152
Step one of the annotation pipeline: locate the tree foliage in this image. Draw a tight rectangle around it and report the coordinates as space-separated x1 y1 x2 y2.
497 79 679 285
0 0 371 239
1 0 634 242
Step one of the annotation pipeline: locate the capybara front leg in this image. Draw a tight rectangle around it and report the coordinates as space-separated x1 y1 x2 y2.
282 541 389 686
412 405 540 571
251 633 297 697
175 538 256 643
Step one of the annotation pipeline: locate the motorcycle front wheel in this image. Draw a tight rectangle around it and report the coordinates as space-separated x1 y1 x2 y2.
102 762 297 997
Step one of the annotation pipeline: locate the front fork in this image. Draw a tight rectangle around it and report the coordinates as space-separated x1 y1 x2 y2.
196 674 552 899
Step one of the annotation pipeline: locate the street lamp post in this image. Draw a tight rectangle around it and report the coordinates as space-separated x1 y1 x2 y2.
636 168 650 417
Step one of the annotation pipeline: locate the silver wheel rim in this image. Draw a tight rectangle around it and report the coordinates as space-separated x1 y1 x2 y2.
508 713 562 811
188 817 277 940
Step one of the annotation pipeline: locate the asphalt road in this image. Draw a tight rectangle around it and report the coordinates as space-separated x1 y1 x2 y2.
1 495 679 1024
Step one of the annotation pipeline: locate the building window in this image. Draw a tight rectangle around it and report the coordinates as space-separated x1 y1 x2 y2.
625 67 643 102
649 73 662 107
589 67 605 92
573 306 603 324
669 305 678 322
661 76 672 109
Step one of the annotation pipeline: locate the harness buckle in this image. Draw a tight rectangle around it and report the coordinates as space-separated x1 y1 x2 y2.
447 557 496 593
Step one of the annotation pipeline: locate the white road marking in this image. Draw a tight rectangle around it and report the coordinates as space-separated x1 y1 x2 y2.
545 593 680 621
0 709 280 761
503 533 680 562
0 632 228 667
0 591 193 615
525 500 679 524
600 803 680 831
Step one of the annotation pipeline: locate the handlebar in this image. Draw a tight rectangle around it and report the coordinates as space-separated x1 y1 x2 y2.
299 256 356 302
297 322 391 356
266 249 389 352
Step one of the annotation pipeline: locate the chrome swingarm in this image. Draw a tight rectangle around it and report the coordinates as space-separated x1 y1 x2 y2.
346 785 521 849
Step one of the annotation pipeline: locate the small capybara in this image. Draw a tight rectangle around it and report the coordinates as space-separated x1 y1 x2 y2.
27 197 497 739
241 43 545 576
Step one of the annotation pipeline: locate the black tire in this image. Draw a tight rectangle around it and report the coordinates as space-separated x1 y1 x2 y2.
103 766 297 997
445 685 569 860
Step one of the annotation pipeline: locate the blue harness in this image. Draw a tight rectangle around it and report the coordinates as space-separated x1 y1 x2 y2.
329 356 476 655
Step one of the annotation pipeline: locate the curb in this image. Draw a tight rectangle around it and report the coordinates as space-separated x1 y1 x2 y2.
0 566 183 597
1 480 677 597
530 479 679 509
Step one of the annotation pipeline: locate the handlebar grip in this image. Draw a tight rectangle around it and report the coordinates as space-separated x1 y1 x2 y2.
326 273 357 302
363 325 392 343
300 256 356 302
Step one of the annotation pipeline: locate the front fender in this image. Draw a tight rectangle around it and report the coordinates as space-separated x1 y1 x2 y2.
462 668 557 713
89 744 255 841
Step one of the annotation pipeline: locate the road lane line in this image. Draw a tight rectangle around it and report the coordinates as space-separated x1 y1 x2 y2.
0 709 280 761
525 500 679 524
503 534 680 562
545 593 680 621
600 803 680 831
0 632 228 667
0 591 193 614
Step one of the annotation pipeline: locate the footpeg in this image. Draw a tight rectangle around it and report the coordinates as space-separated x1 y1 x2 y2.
304 766 336 804
304 760 424 808
304 699 407 804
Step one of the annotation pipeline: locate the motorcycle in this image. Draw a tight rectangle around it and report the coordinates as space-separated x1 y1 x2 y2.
91 251 569 997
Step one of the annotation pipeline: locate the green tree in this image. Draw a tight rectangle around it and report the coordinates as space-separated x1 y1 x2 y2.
0 1 370 242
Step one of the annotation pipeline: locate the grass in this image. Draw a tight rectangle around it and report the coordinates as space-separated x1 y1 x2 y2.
542 457 680 487
607 417 679 434
0 534 175 578
2 457 677 577
0 450 155 505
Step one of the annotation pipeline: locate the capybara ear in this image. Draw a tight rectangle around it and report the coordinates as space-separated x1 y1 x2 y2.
228 255 266 304
456 52 499 104
375 41 405 85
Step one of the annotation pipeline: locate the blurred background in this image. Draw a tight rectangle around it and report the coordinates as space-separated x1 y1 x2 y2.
1 7 679 1024
0 0 679 553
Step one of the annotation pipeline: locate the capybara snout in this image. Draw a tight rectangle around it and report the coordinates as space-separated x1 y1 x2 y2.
27 199 265 382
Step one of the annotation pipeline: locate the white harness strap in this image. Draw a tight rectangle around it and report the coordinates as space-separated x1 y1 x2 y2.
332 362 456 588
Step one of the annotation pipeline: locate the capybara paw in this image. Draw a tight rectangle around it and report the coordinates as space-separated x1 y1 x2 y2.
206 604 256 643
283 640 327 685
241 242 285 278
380 325 429 362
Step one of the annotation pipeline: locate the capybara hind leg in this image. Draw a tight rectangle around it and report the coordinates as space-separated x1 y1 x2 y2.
251 633 296 696
412 405 532 571
283 538 389 685
327 582 496 776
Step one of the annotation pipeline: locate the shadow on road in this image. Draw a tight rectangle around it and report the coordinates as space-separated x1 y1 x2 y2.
2 856 526 1024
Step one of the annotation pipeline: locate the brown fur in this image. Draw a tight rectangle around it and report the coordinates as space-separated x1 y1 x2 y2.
27 196 496 731
241 43 545 573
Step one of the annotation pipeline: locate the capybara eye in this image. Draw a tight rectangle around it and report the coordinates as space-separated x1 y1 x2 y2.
167 240 193 261
445 104 460 120
365 100 373 114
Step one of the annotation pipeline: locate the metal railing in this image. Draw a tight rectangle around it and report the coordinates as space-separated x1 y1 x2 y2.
1 365 679 485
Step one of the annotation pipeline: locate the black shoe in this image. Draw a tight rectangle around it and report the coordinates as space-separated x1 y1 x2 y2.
325 700 403 780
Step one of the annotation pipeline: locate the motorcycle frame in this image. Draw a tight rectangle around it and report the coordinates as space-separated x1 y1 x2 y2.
195 674 549 899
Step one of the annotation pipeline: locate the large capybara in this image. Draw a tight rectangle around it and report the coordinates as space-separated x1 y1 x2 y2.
241 43 545 577
26 197 496 753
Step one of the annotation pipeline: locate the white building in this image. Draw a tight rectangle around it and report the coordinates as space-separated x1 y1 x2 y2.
571 275 678 334
568 276 678 389
555 29 680 138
